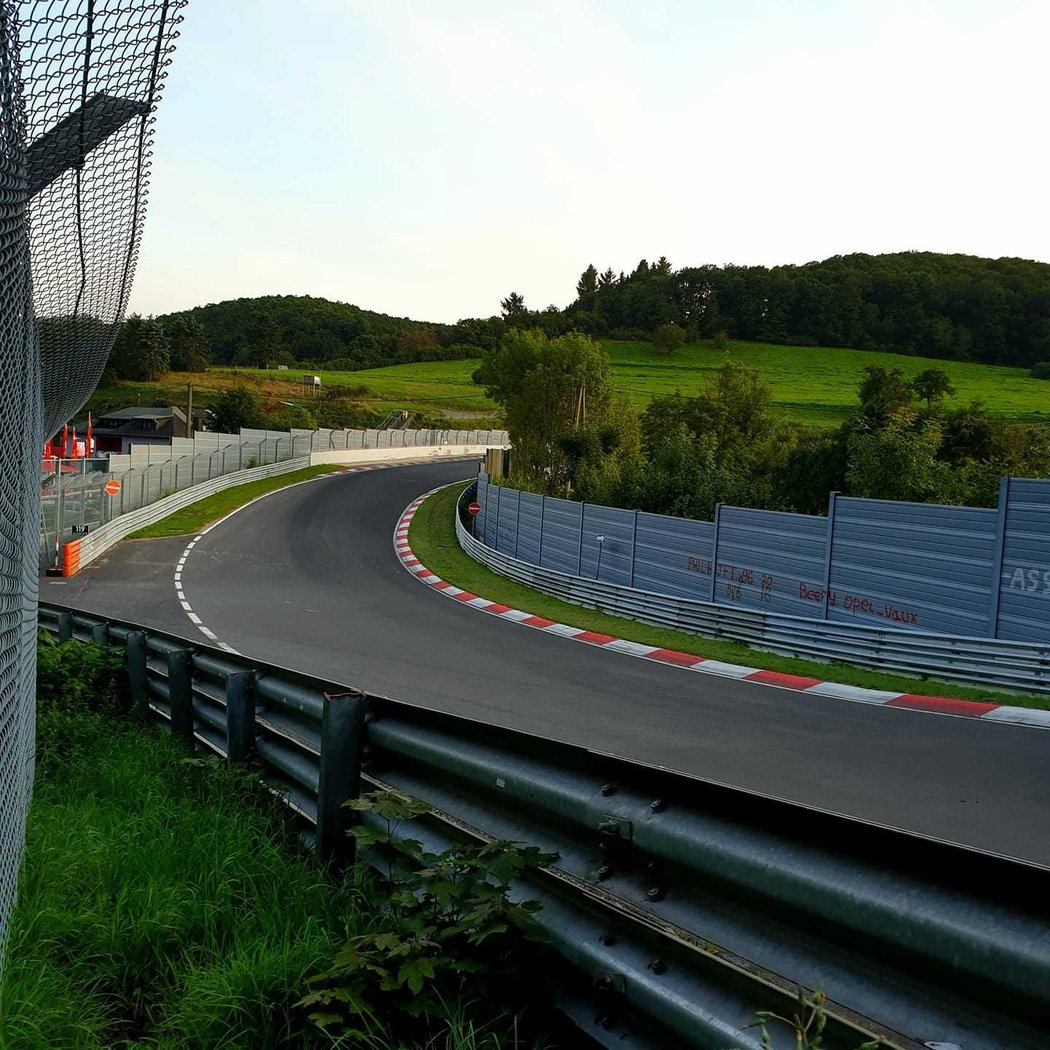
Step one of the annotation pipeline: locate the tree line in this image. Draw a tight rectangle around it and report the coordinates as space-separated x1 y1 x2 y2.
156 295 509 371
100 249 1050 384
477 330 1050 519
500 251 1050 368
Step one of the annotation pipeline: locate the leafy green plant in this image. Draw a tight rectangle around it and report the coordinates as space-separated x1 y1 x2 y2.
36 631 125 715
741 988 880 1050
35 632 127 775
301 791 554 1040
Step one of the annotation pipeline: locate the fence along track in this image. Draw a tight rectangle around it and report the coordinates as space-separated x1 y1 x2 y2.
41 427 509 565
39 602 1050 1050
473 473 1050 650
459 486 1050 695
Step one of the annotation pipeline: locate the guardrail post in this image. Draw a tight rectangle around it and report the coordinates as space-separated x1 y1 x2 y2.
225 671 256 762
56 611 73 643
126 632 148 715
89 622 109 645
167 648 195 748
317 691 368 866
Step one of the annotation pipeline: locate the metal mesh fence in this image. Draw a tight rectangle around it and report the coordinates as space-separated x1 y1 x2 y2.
0 0 36 975
1 0 185 958
23 0 186 435
38 427 510 567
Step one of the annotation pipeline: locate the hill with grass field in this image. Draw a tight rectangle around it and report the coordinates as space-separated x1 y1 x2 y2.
85 337 1050 432
156 295 499 372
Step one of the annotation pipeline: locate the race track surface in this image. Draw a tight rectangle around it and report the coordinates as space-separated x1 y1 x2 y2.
44 460 1050 864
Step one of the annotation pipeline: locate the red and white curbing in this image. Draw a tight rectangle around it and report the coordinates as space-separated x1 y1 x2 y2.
394 488 1050 730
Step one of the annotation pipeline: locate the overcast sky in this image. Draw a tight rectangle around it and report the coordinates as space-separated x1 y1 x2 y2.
129 0 1050 323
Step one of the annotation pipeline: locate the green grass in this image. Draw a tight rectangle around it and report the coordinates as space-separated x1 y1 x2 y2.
4 641 556 1050
603 339 1050 426
128 465 340 538
1 715 366 1049
254 338 1050 428
87 337 1050 431
254 359 493 417
410 482 1048 711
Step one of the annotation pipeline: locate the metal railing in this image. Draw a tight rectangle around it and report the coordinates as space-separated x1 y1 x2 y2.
456 487 1050 695
61 456 313 576
40 427 509 567
38 601 1050 1050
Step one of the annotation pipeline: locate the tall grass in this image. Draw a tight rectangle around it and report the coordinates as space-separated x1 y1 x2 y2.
2 716 366 1049
3 638 554 1049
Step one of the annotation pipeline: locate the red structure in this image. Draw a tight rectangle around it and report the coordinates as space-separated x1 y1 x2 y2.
42 414 95 470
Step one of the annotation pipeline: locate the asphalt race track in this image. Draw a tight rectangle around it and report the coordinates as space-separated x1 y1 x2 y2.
44 460 1050 865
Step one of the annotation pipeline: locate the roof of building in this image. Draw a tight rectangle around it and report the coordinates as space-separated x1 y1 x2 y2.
95 405 186 423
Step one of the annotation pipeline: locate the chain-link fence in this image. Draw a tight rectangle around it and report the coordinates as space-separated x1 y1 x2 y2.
39 426 509 568
1 0 186 959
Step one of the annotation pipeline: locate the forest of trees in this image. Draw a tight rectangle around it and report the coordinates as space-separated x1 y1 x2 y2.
477 332 1050 518
157 295 508 370
127 252 1050 377
503 252 1050 368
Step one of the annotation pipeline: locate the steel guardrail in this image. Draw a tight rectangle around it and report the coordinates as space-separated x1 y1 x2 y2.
455 486 1050 695
37 601 1050 1049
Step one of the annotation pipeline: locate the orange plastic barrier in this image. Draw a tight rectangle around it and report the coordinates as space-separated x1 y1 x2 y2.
61 540 81 577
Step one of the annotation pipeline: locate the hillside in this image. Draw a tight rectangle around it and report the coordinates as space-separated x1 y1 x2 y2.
86 338 1050 430
546 252 1050 368
600 339 1050 426
153 252 1050 378
156 295 498 371
252 338 1050 427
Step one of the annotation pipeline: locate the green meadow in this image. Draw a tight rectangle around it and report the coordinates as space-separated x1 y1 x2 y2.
87 339 1050 430
604 340 1050 425
257 339 1050 428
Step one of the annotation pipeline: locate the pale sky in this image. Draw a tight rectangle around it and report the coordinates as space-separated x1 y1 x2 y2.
130 0 1050 323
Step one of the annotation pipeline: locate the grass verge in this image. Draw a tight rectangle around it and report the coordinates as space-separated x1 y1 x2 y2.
3 651 365 1049
4 636 553 1050
409 482 1047 711
128 465 340 539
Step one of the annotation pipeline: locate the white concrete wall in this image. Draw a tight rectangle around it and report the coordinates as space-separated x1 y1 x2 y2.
309 444 500 467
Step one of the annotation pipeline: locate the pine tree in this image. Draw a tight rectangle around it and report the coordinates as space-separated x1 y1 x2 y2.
500 292 526 320
575 264 598 302
108 314 170 381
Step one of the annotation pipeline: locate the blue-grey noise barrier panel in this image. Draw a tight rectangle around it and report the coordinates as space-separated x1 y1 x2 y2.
633 511 715 600
828 497 999 637
473 474 1050 643
713 505 827 618
997 478 1050 643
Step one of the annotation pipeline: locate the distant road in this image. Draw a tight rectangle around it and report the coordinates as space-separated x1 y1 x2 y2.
44 460 1050 865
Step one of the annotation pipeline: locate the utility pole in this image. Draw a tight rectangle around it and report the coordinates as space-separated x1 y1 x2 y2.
186 383 194 438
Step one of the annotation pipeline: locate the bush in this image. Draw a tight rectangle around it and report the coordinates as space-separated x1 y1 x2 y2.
303 791 553 1044
1030 361 1050 379
209 387 262 434
652 323 686 355
35 632 126 775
